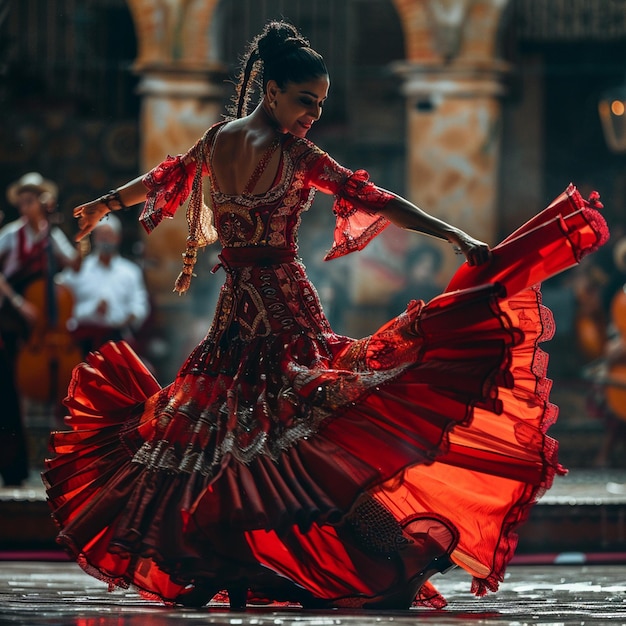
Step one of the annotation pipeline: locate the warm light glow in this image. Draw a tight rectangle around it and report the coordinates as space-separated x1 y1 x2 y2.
599 80 626 152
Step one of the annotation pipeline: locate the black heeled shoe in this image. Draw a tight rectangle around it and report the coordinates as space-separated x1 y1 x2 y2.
176 581 249 610
175 583 219 608
246 567 332 609
227 584 248 611
363 555 456 610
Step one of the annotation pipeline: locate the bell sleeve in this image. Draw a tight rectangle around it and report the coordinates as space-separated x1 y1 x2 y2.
139 155 196 234
307 151 393 261
139 129 215 234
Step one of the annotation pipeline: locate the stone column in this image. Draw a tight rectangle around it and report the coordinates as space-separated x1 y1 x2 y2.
394 59 509 246
391 0 511 272
136 65 226 297
134 65 227 381
126 0 227 380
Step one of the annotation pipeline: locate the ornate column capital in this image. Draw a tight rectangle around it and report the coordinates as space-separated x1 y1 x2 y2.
393 58 511 100
135 63 228 102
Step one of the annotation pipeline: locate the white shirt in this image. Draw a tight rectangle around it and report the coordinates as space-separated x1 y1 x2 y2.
59 253 150 330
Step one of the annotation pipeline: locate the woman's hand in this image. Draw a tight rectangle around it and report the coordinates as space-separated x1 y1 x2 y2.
448 230 492 266
73 200 110 242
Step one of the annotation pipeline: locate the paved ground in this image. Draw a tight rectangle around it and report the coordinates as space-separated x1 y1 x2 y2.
2 469 626 624
1 561 625 625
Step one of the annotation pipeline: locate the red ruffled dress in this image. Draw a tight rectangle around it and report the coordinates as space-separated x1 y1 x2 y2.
43 121 609 609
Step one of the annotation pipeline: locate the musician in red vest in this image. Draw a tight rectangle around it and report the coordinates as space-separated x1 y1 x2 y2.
0 172 79 486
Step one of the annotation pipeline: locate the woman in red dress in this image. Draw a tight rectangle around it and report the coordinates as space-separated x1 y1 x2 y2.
43 20 609 610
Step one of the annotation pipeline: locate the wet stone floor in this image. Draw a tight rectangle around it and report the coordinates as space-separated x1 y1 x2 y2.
1 561 625 626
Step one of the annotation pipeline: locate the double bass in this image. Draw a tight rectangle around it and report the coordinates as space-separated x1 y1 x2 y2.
583 283 626 422
15 213 83 405
603 286 626 421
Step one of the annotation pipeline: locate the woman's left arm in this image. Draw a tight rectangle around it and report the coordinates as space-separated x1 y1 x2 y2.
377 192 491 267
307 148 491 266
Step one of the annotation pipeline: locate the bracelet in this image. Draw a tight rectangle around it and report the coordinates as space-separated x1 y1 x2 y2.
11 294 24 309
99 189 128 212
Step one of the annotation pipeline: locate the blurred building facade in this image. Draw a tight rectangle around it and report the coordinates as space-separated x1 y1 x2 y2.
2 0 626 403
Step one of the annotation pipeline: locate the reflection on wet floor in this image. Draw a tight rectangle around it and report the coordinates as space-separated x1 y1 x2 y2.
2 470 626 624
1 561 626 626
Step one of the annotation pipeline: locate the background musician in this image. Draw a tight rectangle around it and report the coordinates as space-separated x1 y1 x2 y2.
59 213 150 357
0 172 79 485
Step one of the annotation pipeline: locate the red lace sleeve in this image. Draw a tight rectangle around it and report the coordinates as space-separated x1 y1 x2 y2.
139 155 196 233
138 124 221 234
307 151 393 261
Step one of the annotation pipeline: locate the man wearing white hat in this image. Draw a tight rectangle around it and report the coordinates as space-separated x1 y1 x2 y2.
1 172 78 292
0 172 79 486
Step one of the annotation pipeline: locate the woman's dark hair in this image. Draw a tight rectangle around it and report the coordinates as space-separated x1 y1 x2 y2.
230 20 328 119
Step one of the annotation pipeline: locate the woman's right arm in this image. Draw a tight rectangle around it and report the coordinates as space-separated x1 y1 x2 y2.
73 126 214 242
73 175 149 242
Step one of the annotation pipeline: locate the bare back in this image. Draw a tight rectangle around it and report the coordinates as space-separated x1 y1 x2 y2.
210 118 283 197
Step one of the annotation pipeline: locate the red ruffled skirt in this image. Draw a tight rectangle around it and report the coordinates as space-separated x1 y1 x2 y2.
43 184 608 608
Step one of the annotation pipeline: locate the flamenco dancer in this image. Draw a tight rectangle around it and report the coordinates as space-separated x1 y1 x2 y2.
43 20 609 610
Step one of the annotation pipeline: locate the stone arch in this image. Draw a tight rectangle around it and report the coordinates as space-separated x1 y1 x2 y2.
126 0 221 69
390 0 510 63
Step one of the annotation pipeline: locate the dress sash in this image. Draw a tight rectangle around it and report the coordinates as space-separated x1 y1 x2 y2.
214 247 298 271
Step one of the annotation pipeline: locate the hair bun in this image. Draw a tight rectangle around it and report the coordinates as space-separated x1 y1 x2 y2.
258 20 308 64
231 19 326 118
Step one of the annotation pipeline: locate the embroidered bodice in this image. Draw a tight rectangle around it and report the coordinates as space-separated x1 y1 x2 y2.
209 132 316 251
140 121 394 267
